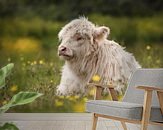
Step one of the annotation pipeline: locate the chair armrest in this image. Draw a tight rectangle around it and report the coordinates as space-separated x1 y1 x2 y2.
87 83 118 101
87 83 114 89
136 86 163 92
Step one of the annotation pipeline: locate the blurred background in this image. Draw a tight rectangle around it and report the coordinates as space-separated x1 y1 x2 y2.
0 0 163 113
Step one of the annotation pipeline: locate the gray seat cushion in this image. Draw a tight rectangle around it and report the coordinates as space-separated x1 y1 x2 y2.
86 100 163 123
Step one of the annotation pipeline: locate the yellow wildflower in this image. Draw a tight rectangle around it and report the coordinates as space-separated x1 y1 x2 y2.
39 60 44 65
22 63 26 66
146 45 151 50
50 80 53 83
13 38 40 53
74 95 79 99
83 97 88 102
2 100 7 105
33 61 37 65
68 96 75 101
55 99 63 107
50 62 53 67
92 75 101 82
156 59 160 64
147 56 151 60
59 96 65 99
66 96 70 99
10 85 18 92
8 58 11 62
20 57 24 61
73 102 85 112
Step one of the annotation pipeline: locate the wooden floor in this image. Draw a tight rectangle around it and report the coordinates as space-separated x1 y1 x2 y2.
0 113 140 130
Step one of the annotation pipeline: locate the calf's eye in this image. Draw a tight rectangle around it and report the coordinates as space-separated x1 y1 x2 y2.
76 37 83 41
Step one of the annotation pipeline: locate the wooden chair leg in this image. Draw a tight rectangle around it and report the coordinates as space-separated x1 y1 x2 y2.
92 113 98 130
109 88 118 101
141 90 152 130
94 87 102 100
157 91 163 114
121 121 127 130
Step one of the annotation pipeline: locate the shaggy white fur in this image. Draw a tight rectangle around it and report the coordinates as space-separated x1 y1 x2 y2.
57 17 141 95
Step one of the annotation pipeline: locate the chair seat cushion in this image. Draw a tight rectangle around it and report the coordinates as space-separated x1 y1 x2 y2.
86 100 163 122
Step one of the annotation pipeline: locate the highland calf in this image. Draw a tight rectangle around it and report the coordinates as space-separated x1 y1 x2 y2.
57 17 141 95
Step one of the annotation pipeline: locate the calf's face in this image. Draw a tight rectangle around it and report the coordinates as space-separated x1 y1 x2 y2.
58 18 110 61
58 31 92 61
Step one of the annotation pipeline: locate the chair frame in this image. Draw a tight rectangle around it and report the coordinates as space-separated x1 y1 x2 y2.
88 83 163 130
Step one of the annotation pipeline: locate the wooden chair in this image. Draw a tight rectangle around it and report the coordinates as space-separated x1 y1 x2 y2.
86 69 163 130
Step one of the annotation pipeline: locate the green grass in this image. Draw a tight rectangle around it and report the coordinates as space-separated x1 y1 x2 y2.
89 14 163 44
0 14 162 112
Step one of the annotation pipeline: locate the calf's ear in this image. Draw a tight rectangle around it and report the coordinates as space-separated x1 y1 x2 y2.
93 26 110 41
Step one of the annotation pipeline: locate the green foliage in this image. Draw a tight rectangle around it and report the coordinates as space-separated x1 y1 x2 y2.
0 92 43 113
0 123 19 130
0 14 163 45
0 0 163 20
0 64 43 130
129 44 163 68
0 64 43 111
0 63 14 88
0 17 63 38
89 14 163 44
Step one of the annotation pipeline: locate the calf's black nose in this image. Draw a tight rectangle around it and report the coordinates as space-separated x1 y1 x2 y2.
60 46 67 52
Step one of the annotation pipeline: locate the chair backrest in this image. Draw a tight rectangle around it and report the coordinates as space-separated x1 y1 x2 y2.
123 69 163 107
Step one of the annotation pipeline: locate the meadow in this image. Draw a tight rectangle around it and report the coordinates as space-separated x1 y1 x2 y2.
0 14 162 112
